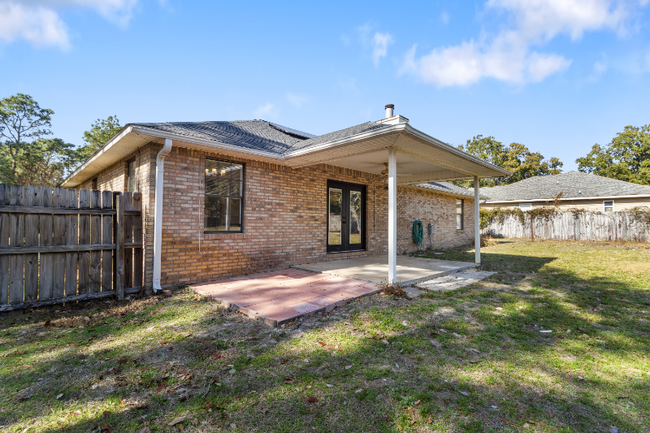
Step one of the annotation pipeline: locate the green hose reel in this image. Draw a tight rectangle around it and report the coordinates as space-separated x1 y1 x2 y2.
412 220 424 249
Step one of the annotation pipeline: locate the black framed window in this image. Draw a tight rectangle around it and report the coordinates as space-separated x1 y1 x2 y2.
205 159 243 233
456 199 464 230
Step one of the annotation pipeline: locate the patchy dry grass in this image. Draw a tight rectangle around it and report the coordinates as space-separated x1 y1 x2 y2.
1 239 649 432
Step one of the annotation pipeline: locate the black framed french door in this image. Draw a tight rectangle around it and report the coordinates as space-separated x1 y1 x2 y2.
327 180 366 253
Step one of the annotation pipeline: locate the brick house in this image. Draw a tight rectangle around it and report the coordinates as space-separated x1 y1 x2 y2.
63 105 508 291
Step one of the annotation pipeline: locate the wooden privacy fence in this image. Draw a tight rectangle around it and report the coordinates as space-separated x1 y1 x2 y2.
0 185 144 312
482 211 650 242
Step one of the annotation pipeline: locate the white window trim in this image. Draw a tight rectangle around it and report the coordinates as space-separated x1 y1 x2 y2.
603 200 614 212
519 203 533 211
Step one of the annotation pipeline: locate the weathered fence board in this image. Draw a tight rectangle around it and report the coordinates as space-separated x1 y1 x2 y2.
9 185 25 303
0 185 143 312
90 191 101 294
133 193 143 290
482 211 650 242
124 193 133 289
24 186 41 302
78 189 91 295
64 189 78 297
115 195 125 300
52 188 66 298
102 191 113 294
40 187 53 300
0 185 9 304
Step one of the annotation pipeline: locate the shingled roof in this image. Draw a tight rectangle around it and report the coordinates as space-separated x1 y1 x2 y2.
132 120 389 156
415 182 480 198
481 171 650 202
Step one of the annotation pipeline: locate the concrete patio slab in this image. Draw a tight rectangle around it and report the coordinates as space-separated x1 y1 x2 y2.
190 269 380 327
415 269 497 292
292 255 477 285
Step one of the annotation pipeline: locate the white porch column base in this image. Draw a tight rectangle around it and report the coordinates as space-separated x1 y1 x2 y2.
474 175 481 265
388 148 397 283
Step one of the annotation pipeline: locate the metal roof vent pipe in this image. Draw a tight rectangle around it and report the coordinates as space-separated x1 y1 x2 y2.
385 104 394 118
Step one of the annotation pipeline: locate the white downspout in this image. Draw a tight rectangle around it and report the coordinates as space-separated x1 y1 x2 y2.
388 148 397 284
152 138 172 292
474 175 481 265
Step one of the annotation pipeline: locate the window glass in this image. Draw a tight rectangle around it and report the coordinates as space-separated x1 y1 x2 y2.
603 201 614 212
456 199 464 230
127 160 136 192
349 191 361 244
205 159 243 232
328 188 342 245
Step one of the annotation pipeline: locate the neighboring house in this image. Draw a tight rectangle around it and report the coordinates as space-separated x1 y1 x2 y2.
63 105 508 290
480 171 650 212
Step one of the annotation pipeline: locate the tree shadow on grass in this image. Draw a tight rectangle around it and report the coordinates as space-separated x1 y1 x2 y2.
1 244 649 432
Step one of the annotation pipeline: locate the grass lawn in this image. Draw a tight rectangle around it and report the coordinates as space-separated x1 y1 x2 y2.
1 239 649 432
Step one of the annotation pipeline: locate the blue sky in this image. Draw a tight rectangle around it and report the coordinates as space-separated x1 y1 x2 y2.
1 0 649 170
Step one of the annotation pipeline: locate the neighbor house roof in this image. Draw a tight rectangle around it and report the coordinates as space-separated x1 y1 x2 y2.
480 171 650 203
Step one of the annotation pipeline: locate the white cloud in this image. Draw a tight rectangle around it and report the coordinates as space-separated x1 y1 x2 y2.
0 2 69 48
400 37 571 86
286 93 309 108
440 11 450 24
487 0 632 41
0 0 140 48
401 0 646 87
372 32 393 66
254 102 278 119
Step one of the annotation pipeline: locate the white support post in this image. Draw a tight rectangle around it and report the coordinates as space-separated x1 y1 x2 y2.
474 175 481 265
388 148 397 283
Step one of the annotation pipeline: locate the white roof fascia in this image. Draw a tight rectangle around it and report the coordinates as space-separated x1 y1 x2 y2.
404 125 511 177
484 194 650 204
63 125 135 187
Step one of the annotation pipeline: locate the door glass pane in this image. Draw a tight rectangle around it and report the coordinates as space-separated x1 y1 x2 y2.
229 198 241 231
205 196 228 232
349 190 361 244
328 188 342 245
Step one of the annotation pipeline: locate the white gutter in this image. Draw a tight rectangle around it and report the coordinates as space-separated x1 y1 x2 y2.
152 138 173 293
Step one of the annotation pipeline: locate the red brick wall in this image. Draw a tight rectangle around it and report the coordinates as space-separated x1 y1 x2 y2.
156 147 475 287
78 144 475 288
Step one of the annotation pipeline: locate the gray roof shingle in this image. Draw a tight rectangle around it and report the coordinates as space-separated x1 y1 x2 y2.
481 171 650 202
133 120 304 155
286 122 391 152
132 120 389 156
415 182 479 198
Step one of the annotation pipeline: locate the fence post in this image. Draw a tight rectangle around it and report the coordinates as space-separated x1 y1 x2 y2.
115 194 125 300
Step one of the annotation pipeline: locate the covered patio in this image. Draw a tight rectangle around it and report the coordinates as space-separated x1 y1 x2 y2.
282 109 510 283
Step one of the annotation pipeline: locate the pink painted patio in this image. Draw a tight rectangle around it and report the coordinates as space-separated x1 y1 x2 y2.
191 268 378 327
